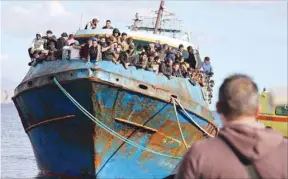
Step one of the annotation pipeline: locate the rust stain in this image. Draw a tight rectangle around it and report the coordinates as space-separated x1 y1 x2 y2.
94 151 102 169
25 115 76 132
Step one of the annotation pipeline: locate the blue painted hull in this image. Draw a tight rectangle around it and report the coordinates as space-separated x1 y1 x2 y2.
13 60 217 178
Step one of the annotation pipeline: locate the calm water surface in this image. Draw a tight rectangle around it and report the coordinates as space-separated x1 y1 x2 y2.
1 104 38 178
1 103 222 178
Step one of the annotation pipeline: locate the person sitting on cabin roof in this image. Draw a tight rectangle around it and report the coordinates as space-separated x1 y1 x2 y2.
85 17 100 29
87 38 101 65
102 20 114 29
28 32 46 65
202 56 213 76
159 57 173 79
67 34 79 46
80 38 92 59
172 62 183 78
42 30 58 61
55 32 69 59
186 46 196 69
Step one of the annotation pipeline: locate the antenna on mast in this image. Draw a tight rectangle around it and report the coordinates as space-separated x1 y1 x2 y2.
79 14 83 30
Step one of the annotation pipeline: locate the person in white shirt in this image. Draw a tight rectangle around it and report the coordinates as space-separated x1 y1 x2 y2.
28 33 46 65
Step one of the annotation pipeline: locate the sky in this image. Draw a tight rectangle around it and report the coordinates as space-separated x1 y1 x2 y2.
0 0 287 110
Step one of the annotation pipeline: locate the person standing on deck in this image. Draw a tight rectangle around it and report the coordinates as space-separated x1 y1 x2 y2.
186 46 196 69
174 74 288 179
102 20 114 29
85 17 100 29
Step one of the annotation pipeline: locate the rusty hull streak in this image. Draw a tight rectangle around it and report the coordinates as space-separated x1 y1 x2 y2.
115 117 183 144
88 72 216 125
25 115 76 132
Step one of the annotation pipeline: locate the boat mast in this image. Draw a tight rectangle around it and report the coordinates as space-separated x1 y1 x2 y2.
153 0 164 34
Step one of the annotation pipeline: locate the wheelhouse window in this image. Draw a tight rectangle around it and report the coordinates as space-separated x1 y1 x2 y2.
275 105 288 116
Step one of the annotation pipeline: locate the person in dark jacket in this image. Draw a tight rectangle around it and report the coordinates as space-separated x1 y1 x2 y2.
186 46 196 69
42 30 57 60
102 20 114 29
174 74 288 179
80 38 93 59
159 58 173 79
56 32 69 59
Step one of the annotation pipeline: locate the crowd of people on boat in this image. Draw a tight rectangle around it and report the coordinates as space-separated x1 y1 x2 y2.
27 18 214 102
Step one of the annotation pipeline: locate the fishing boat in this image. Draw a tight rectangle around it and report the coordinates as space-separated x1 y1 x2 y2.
12 0 219 178
257 87 288 138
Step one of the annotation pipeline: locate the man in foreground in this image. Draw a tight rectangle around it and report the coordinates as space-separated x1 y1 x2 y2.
174 74 287 179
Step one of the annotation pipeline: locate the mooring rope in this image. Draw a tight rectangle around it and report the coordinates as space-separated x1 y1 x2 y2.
53 77 182 160
172 98 189 149
173 98 217 138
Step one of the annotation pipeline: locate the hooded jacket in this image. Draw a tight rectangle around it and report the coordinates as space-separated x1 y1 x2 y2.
174 122 288 179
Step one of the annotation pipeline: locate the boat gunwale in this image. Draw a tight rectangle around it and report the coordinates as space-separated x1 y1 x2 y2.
13 70 217 127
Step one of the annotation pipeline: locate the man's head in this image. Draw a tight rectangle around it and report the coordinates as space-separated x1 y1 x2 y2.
180 63 187 72
87 38 93 45
187 46 193 53
92 38 98 47
178 44 184 52
216 74 259 121
46 30 53 38
113 28 120 37
106 20 111 28
68 34 74 39
121 32 127 40
163 44 169 51
61 32 68 40
92 18 100 24
141 52 147 59
100 37 106 43
173 62 180 71
36 33 42 40
204 56 210 64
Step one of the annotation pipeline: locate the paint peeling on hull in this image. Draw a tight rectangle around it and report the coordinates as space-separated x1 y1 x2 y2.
13 78 217 178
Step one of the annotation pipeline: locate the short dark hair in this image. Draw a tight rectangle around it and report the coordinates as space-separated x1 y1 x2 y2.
122 32 127 36
217 74 259 118
179 44 184 49
154 56 160 61
106 20 111 23
187 46 193 51
61 32 68 37
46 30 52 34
